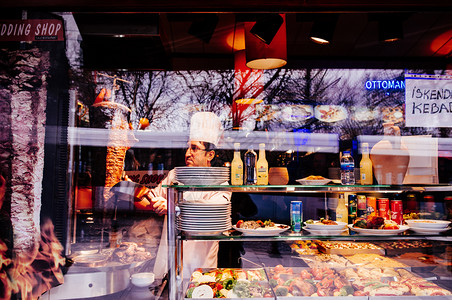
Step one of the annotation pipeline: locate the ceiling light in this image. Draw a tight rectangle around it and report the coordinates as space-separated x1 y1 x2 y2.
309 15 338 45
245 14 287 70
250 14 284 45
379 16 404 43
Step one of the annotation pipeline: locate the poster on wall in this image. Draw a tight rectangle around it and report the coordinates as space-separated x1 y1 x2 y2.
405 74 452 127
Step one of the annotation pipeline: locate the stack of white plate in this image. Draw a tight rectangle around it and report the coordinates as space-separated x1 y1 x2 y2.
177 202 232 235
175 167 229 185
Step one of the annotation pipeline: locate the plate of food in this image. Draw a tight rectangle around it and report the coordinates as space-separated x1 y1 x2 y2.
233 220 290 236
381 106 404 123
304 219 347 230
405 219 451 229
348 224 409 235
352 107 379 121
296 175 331 185
280 105 314 122
314 105 348 122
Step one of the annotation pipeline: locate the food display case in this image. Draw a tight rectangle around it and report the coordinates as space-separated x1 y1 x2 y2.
165 184 452 300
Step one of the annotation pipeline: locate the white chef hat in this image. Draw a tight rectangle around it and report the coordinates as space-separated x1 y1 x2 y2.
189 112 223 147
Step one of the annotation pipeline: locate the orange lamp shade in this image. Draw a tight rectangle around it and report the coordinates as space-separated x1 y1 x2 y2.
244 14 287 70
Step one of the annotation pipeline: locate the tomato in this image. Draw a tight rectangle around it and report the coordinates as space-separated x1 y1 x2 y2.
274 265 285 273
139 118 150 130
94 88 107 103
236 220 244 228
300 269 311 280
384 224 399 230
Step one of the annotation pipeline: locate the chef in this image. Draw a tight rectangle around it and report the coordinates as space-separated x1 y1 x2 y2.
135 112 231 279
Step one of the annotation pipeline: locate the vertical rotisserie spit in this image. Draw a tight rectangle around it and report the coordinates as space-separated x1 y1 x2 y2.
89 92 136 211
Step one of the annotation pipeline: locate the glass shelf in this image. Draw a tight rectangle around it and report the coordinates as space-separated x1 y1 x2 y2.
164 184 452 193
179 231 452 241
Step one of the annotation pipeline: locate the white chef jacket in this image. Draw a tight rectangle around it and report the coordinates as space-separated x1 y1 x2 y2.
150 169 231 280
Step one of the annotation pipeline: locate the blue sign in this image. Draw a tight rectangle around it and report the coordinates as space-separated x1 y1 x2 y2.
365 80 405 90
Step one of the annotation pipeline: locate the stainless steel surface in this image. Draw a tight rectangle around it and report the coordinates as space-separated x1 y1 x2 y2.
44 269 131 299
69 258 150 273
71 253 110 268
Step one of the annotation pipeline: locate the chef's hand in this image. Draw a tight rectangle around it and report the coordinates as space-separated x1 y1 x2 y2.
134 190 154 210
151 196 167 216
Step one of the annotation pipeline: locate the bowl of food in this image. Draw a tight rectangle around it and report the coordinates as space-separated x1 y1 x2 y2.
296 175 331 185
405 219 451 229
304 219 347 230
131 272 155 288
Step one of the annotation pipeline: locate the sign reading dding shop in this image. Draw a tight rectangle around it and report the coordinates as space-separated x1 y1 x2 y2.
0 19 64 42
405 74 452 128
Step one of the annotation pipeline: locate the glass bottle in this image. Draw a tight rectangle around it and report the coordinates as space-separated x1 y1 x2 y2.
336 194 348 223
231 143 243 185
256 143 269 185
360 143 373 185
244 148 257 185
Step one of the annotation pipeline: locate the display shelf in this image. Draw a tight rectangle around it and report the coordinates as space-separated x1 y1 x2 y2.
163 183 452 193
178 231 452 241
166 184 452 300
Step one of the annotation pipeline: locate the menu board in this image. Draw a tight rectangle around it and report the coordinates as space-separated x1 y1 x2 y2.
405 74 452 127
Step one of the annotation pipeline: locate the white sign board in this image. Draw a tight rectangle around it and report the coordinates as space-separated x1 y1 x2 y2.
405 74 452 127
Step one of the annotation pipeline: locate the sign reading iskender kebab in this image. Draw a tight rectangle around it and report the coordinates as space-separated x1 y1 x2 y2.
0 19 64 42
405 74 452 128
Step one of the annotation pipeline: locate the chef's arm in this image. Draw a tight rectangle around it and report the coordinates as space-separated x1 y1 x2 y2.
134 188 167 215
133 170 174 213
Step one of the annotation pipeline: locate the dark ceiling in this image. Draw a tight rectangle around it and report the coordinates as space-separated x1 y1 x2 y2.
1 1 451 70
75 12 452 70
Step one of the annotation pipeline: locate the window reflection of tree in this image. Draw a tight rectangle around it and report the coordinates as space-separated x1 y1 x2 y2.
176 70 235 130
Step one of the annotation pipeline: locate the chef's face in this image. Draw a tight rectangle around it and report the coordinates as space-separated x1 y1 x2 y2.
185 141 214 167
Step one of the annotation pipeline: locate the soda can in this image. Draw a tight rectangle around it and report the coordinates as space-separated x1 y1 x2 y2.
348 194 357 215
391 200 403 225
378 198 390 220
348 194 357 224
290 201 303 232
367 196 377 217
357 195 367 218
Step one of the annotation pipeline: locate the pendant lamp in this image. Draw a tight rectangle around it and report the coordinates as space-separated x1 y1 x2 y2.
244 14 287 70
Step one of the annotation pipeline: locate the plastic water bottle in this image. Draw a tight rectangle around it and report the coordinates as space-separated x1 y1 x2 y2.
340 151 355 185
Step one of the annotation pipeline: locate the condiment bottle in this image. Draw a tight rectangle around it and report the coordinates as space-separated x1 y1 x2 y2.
360 142 373 185
256 143 269 185
336 194 348 223
231 143 243 185
244 148 257 185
